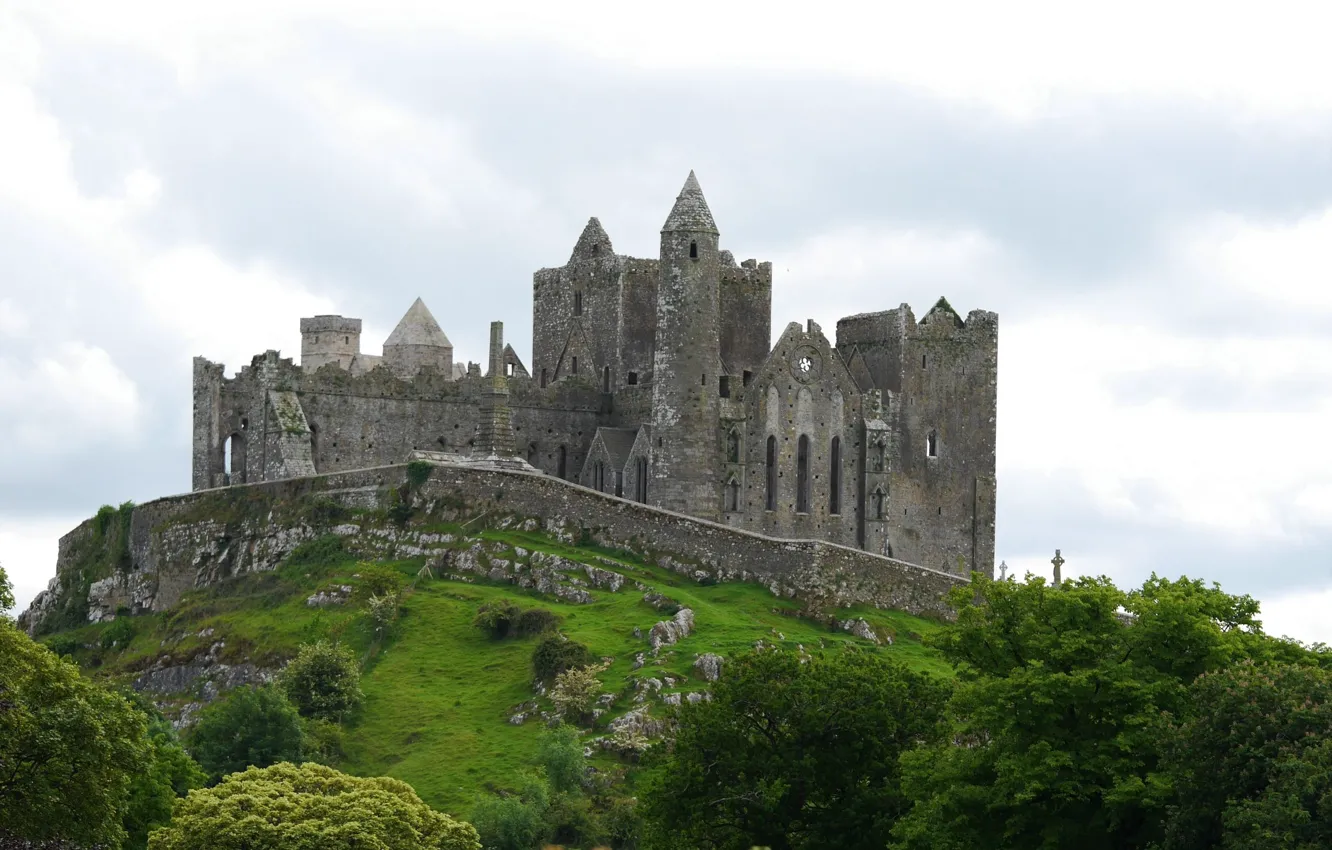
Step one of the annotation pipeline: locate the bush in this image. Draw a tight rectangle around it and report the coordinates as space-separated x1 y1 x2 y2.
475 603 562 640
186 685 304 782
550 663 608 721
515 607 561 637
470 775 550 850
301 717 347 766
279 640 363 721
147 762 480 850
356 563 406 598
474 601 522 639
100 616 137 650
43 634 80 658
533 635 594 684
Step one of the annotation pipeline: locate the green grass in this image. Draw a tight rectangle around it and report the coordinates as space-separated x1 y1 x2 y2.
47 522 954 816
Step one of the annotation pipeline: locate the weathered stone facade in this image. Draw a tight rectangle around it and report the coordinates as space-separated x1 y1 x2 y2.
192 172 997 576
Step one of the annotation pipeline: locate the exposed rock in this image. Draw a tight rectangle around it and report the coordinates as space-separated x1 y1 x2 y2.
693 653 723 682
306 585 353 607
685 692 709 705
631 652 646 670
607 707 666 739
662 692 682 706
642 591 678 611
648 608 694 653
632 626 643 639
838 617 885 644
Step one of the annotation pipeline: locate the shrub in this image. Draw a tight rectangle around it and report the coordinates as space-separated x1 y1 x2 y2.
406 460 434 489
474 601 522 639
366 593 400 636
147 762 480 850
44 634 80 658
470 775 550 850
550 663 608 721
100 616 137 650
279 640 363 721
515 607 561 637
301 717 347 766
533 635 594 684
356 563 406 598
186 685 304 782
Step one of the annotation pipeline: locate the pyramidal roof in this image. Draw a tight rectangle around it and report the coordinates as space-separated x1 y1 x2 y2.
661 170 719 234
384 297 452 348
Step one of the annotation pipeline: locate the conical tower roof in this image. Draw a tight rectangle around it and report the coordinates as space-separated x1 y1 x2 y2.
569 216 613 262
384 297 452 348
661 170 718 234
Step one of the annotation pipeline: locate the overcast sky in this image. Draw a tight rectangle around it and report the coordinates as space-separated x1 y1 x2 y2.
2 1 1330 642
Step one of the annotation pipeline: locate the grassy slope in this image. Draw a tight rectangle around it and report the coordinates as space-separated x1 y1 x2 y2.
45 521 953 815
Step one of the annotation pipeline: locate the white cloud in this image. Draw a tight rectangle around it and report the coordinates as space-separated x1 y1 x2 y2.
16 0 1332 117
1258 586 1332 646
0 515 83 616
0 343 142 461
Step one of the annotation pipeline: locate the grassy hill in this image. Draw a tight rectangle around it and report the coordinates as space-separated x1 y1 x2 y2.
36 518 953 815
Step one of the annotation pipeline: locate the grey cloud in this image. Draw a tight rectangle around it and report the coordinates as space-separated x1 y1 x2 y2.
1107 367 1332 412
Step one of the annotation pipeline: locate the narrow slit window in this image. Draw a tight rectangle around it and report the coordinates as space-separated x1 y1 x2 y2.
725 478 739 512
603 366 611 392
927 429 938 458
689 241 698 259
558 446 568 479
795 435 810 514
726 430 740 463
574 291 583 316
829 436 842 514
571 356 578 375
765 436 777 511
540 368 548 388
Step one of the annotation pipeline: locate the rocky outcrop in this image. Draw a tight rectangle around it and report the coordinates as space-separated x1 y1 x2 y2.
838 617 888 644
648 608 694 653
693 653 723 682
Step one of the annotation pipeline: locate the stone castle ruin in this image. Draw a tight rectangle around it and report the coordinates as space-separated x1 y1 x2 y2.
193 172 997 576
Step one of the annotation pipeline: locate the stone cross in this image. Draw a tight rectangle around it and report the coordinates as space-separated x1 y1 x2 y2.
1051 549 1064 585
998 560 1008 581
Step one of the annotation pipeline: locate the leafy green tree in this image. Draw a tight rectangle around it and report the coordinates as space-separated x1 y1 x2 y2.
186 684 304 782
538 723 587 795
639 648 949 850
470 773 551 850
123 709 206 850
0 618 148 847
279 640 364 721
0 562 13 613
147 761 481 850
531 634 593 683
1160 660 1332 849
892 573 1266 850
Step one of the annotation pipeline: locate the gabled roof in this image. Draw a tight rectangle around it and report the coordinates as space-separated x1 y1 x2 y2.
595 427 641 470
385 298 452 348
661 170 719 235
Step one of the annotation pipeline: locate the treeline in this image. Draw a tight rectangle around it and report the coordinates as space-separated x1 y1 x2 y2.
3 563 1330 849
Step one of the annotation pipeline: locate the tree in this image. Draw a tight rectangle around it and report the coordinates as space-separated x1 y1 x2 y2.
0 618 148 848
470 773 551 850
0 562 13 613
1160 660 1332 849
147 761 481 850
638 648 949 850
891 573 1267 850
122 709 206 850
550 662 607 721
279 640 364 721
186 684 304 782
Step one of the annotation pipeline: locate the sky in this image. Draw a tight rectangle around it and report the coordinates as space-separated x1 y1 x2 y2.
1 1 1330 642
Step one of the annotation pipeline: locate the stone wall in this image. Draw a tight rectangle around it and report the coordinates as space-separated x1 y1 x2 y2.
21 459 967 634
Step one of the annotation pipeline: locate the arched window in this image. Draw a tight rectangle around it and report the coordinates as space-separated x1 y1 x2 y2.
725 477 740 512
795 435 810 514
222 435 233 484
540 368 548 388
574 291 583 316
527 442 538 464
927 429 938 458
603 366 611 392
765 436 777 511
871 486 886 520
593 461 605 491
829 436 841 514
558 445 568 479
726 429 740 463
635 456 649 502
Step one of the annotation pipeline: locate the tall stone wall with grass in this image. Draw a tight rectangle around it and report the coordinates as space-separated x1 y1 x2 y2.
19 460 967 636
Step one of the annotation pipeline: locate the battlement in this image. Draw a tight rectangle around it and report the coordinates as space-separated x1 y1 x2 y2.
299 315 362 334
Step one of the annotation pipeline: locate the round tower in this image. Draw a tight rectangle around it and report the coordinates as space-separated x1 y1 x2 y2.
300 315 362 372
650 171 723 518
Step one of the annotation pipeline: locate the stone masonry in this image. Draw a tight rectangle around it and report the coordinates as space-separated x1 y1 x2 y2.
191 172 998 576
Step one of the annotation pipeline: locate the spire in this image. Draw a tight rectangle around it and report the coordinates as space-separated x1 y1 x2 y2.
661 170 718 235
570 217 613 262
384 298 452 348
